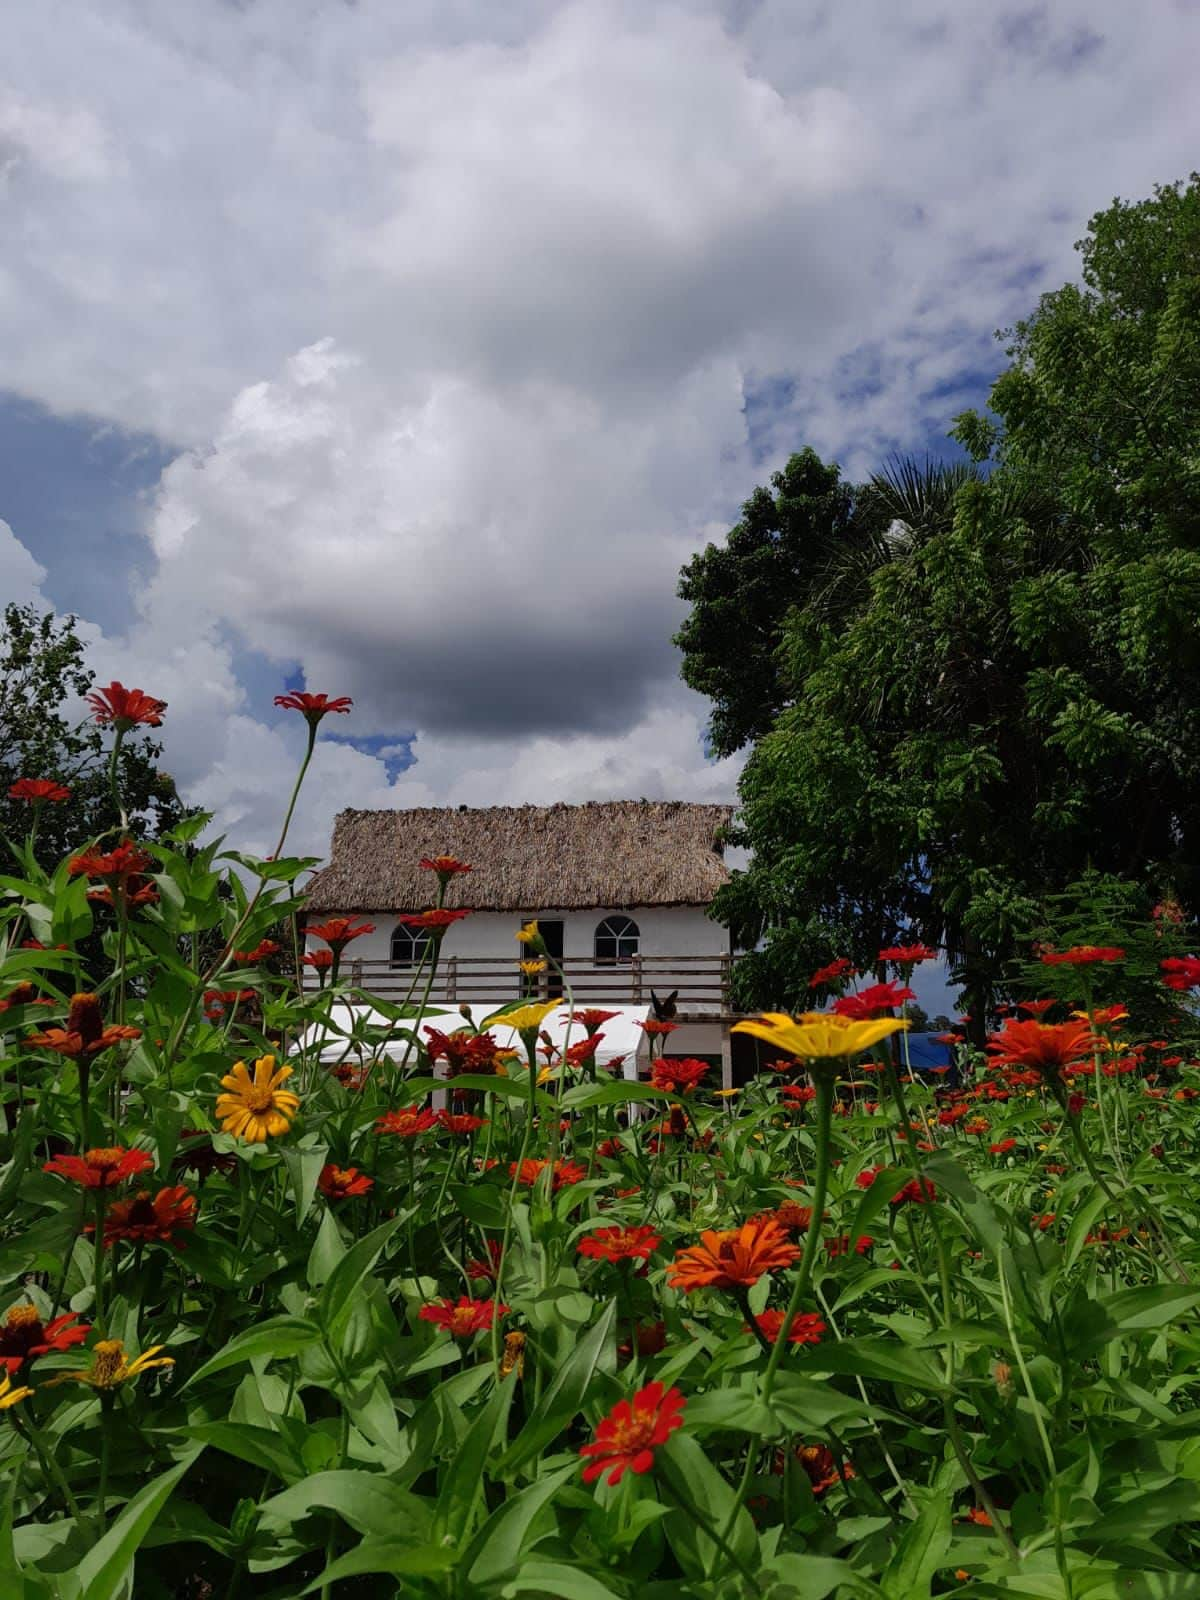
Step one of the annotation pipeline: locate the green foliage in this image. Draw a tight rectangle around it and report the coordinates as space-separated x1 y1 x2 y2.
688 176 1200 1027
0 603 192 861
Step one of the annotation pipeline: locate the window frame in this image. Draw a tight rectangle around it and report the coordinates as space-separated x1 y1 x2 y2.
594 914 640 965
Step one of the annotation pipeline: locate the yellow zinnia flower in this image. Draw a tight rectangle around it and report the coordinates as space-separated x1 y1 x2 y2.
0 1373 34 1409
52 1339 173 1391
483 998 562 1034
216 1054 300 1142
732 1011 908 1062
518 959 547 975
515 920 540 946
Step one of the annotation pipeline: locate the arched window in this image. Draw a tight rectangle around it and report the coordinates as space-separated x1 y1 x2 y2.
594 915 639 964
390 924 433 969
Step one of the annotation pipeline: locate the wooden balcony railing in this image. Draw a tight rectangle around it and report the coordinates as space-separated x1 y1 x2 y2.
318 952 734 1016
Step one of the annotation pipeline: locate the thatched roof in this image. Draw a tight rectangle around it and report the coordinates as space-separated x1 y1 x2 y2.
305 801 733 912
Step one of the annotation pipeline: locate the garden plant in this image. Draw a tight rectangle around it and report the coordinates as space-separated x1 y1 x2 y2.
2 686 1200 1598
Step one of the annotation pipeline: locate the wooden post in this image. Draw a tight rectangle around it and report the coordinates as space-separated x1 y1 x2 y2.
719 951 732 1014
350 957 363 989
630 954 643 1004
720 1028 733 1092
446 955 457 1004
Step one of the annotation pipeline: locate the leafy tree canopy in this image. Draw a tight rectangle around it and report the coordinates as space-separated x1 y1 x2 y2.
682 176 1200 1031
0 602 190 861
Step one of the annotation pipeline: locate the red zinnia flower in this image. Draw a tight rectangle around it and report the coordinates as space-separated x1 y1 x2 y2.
86 681 166 729
8 778 70 804
618 1321 668 1361
574 1009 619 1033
466 1240 503 1281
580 1381 685 1486
0 1305 90 1373
596 1137 625 1159
68 840 153 882
780 1084 818 1104
891 1178 936 1206
303 949 334 971
0 983 53 1015
307 918 375 951
639 1020 679 1037
796 1442 854 1494
419 1297 507 1337
318 1164 373 1199
397 908 471 930
1161 957 1200 992
1016 998 1057 1016
578 1225 661 1263
509 1157 586 1190
44 1146 154 1188
375 1108 438 1138
855 1165 884 1189
418 855 472 877
748 1310 827 1345
99 1186 197 1248
1040 945 1124 966
424 1028 503 1074
274 691 353 726
877 943 937 964
836 1233 876 1257
832 981 915 1019
989 1138 1017 1155
435 1111 488 1136
809 957 857 988
651 1057 709 1093
233 939 281 963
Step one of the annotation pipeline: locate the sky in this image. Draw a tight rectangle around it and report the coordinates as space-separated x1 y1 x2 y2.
3 0 1200 904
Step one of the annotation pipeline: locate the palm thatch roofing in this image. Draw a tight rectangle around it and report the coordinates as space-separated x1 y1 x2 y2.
305 801 734 913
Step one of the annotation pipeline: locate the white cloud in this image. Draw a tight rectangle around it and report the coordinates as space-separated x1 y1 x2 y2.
0 519 49 607
1 0 1198 864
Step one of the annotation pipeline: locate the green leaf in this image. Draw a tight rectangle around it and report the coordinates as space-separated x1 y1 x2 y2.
498 1299 618 1475
881 1490 951 1598
464 1461 577 1586
657 1431 758 1580
75 1448 204 1600
560 1080 672 1110
435 1377 515 1542
787 1337 947 1393
762 1553 885 1599
300 1539 459 1590
502 1560 628 1599
1070 1286 1200 1356
258 1469 434 1539
183 1421 306 1485
183 1316 322 1387
317 1215 404 1344
281 1143 329 1224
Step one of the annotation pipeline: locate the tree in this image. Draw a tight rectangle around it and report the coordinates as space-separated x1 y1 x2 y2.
683 176 1200 1037
0 603 189 860
675 449 889 758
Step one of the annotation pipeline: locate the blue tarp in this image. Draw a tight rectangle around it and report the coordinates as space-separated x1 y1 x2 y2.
900 1032 954 1069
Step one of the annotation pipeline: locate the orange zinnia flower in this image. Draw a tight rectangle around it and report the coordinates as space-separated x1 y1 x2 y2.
86 682 166 729
318 1164 374 1199
25 993 141 1059
667 1217 798 1293
986 1018 1096 1078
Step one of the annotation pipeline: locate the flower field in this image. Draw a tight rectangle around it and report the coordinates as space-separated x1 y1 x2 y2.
3 689 1200 1598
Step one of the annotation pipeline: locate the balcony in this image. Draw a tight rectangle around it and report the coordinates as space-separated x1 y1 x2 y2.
329 952 736 1020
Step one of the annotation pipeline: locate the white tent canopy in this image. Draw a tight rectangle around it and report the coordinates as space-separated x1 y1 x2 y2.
298 1002 651 1081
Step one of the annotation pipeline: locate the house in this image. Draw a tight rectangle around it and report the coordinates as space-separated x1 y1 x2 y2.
303 799 736 1073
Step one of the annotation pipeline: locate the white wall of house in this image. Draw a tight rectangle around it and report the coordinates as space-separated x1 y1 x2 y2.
309 904 730 1015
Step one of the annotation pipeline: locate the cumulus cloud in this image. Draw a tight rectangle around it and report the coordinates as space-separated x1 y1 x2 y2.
1 0 1198 863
